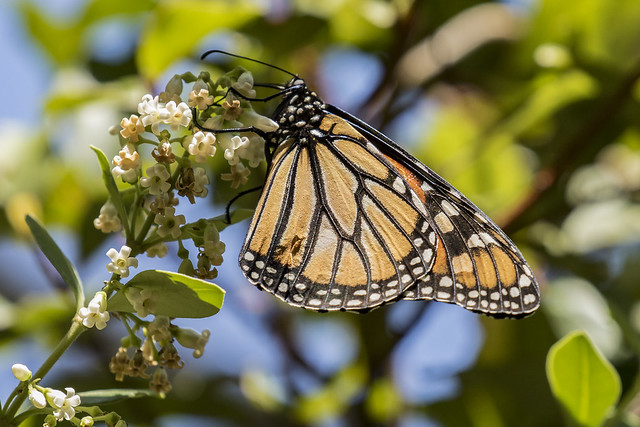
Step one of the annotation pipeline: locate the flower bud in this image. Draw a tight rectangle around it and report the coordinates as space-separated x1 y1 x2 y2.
12 363 32 381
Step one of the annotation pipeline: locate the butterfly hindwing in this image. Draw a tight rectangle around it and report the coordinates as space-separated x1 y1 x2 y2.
325 106 540 317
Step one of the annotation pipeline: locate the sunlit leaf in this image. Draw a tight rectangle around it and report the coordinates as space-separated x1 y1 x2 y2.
546 330 621 427
501 69 598 136
19 3 81 64
107 270 225 318
6 293 75 340
90 145 129 236
329 0 392 46
529 0 640 69
137 0 260 80
78 388 158 405
80 0 155 26
25 216 84 308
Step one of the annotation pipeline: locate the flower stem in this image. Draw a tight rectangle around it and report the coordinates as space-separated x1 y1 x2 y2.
4 320 85 420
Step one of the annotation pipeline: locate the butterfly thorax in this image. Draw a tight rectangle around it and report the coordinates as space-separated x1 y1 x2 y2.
271 84 326 141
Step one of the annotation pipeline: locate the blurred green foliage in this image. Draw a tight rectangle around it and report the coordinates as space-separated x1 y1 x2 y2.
3 0 640 425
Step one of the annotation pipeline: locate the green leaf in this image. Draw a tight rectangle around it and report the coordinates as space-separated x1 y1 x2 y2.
78 388 158 405
500 69 598 136
295 364 367 424
546 330 621 427
25 216 84 309
365 378 403 423
19 2 81 64
182 209 254 236
107 270 225 318
137 0 260 80
80 0 155 27
90 145 129 236
219 208 255 229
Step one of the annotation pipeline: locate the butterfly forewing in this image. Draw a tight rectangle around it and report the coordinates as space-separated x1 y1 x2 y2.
239 115 439 311
238 80 540 317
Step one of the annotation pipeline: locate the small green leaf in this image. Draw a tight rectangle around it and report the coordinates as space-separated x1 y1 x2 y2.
78 389 157 405
90 145 129 236
107 270 225 318
546 330 621 427
182 209 254 239
219 208 255 229
25 216 84 309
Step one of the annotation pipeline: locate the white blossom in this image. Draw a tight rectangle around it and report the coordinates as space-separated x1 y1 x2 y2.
154 207 185 239
222 135 249 166
221 162 251 189
188 88 215 110
28 387 46 408
112 144 141 183
78 291 110 330
140 163 171 195
238 134 266 167
164 101 192 130
11 364 31 381
232 71 257 98
138 94 170 135
47 387 81 421
125 287 158 317
184 131 216 163
106 245 138 278
193 168 209 198
45 387 80 421
93 200 121 233
120 114 145 142
175 328 210 358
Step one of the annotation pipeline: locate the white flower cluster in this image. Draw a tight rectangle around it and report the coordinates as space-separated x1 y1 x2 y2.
137 95 192 135
95 69 277 272
12 364 84 422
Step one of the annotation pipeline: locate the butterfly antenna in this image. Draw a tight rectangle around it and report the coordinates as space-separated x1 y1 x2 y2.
201 50 298 80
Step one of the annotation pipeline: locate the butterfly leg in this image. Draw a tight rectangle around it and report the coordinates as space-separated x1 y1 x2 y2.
224 185 263 224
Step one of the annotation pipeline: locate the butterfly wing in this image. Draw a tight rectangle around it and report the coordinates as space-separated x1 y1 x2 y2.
325 105 540 317
238 124 440 311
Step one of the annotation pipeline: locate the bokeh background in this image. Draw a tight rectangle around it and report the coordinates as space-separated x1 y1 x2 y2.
2 0 640 425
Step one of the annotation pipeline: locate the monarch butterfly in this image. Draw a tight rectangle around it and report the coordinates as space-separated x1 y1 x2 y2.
203 51 540 318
